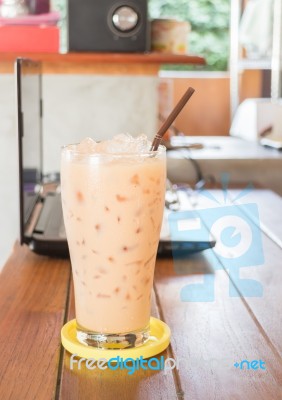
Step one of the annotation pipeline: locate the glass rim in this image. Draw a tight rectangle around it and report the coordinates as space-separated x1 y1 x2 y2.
61 143 166 158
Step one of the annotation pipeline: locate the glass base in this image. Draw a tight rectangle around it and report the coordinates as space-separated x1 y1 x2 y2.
76 322 150 349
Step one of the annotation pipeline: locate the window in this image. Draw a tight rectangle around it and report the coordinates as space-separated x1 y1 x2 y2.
149 0 230 71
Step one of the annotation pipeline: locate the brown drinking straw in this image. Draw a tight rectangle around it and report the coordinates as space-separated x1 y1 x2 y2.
150 87 195 151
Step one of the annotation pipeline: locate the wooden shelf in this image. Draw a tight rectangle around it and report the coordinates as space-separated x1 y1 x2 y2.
0 52 205 74
0 51 205 64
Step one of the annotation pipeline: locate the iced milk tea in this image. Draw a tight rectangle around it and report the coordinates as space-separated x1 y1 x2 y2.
61 135 166 348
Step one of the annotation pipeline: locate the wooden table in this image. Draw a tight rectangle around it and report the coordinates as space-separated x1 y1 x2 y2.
0 189 282 399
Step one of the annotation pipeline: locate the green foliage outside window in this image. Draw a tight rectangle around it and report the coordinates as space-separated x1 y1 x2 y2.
149 0 230 71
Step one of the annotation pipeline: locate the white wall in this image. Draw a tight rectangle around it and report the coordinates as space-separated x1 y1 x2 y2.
0 74 19 269
42 74 158 173
0 73 158 270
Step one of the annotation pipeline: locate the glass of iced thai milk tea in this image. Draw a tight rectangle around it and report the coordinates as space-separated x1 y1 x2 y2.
61 134 166 349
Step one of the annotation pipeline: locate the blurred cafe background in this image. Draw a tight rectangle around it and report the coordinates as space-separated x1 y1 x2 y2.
0 0 282 268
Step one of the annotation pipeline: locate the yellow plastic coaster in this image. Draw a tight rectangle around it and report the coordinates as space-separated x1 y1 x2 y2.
61 317 170 360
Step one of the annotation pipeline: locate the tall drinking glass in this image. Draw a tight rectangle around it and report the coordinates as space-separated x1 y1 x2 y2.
61 143 166 349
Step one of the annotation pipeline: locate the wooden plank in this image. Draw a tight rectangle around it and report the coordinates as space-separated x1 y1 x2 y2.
154 257 282 399
152 189 282 398
229 189 282 248
0 52 206 65
59 282 178 400
222 189 282 355
226 234 282 356
0 242 71 400
193 189 282 356
0 52 205 74
180 189 282 356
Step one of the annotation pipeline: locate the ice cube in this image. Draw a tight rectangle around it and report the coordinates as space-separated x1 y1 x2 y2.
106 134 150 154
76 137 97 153
135 134 150 153
79 134 151 154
